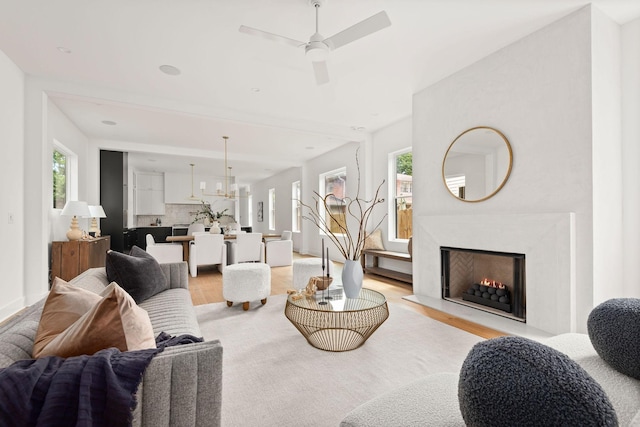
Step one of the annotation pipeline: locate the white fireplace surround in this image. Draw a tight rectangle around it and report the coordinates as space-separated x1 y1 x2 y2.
413 213 575 336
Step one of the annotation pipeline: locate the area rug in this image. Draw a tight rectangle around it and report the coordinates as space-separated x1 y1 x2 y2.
194 294 484 427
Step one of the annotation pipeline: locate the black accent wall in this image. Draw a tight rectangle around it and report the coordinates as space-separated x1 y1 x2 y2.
100 150 125 252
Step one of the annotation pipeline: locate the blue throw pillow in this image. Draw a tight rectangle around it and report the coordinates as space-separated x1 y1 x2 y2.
588 298 640 380
105 246 168 304
458 336 617 427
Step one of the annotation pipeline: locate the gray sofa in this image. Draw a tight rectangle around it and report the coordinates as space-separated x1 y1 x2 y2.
340 333 640 426
0 262 223 427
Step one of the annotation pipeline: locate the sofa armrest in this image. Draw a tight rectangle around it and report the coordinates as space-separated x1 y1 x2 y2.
132 340 223 427
160 262 189 290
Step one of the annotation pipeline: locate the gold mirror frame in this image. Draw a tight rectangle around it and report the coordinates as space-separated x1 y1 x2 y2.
442 126 513 203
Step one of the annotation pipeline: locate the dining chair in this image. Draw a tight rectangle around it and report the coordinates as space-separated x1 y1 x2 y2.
228 232 264 265
188 232 227 277
265 231 293 267
187 223 205 235
145 234 183 264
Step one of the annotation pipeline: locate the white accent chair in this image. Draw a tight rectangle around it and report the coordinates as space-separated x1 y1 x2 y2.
265 231 293 267
223 263 271 311
228 233 265 265
188 232 227 277
187 223 205 236
145 234 183 264
226 222 241 235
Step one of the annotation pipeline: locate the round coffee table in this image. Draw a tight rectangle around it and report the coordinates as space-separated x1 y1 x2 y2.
284 288 389 352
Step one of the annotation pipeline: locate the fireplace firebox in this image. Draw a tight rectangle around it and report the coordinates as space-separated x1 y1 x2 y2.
441 247 526 322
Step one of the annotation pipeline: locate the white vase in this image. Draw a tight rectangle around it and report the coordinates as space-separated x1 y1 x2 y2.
342 259 363 298
209 220 221 234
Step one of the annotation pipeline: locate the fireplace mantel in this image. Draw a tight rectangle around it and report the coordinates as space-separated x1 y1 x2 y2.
414 213 576 335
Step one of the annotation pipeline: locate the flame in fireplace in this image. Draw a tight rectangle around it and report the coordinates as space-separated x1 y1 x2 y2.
480 278 506 289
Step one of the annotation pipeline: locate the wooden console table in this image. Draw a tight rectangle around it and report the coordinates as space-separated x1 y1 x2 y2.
360 249 412 284
51 236 111 282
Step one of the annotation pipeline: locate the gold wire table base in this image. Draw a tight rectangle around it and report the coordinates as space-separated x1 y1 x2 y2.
284 288 389 352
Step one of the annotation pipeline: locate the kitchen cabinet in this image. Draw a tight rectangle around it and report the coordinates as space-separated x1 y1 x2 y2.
164 172 203 204
51 236 111 282
135 172 165 215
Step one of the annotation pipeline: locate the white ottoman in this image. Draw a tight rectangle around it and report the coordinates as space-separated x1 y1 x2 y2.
223 263 271 311
292 258 335 290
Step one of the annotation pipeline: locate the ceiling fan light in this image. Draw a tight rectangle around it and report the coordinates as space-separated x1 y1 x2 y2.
305 43 329 62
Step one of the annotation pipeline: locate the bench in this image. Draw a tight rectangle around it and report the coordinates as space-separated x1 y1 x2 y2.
360 249 412 284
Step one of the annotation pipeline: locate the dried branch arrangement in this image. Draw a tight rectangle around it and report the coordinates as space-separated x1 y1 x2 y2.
300 148 387 261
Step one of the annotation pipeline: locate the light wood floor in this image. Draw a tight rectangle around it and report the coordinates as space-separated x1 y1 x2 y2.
188 254 506 340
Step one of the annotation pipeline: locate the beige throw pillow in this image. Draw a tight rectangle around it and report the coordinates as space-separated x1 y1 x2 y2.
363 229 385 251
35 282 156 359
33 277 103 358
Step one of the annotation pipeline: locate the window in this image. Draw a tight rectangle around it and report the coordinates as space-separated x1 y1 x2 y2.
390 150 412 239
445 175 466 199
53 149 67 209
292 181 301 232
268 188 276 230
52 142 78 209
320 168 347 234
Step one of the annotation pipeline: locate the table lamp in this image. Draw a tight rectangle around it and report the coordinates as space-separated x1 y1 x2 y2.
88 205 107 237
60 200 91 241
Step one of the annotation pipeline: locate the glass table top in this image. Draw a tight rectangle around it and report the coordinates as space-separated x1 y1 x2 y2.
286 287 386 312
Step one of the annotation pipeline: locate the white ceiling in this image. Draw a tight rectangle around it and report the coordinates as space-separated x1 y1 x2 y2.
1 0 639 183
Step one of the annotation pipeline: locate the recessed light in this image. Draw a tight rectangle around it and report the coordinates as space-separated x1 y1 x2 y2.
250 87 261 93
57 46 72 54
351 126 366 132
148 159 157 163
159 64 181 76
306 146 315 150
101 120 117 126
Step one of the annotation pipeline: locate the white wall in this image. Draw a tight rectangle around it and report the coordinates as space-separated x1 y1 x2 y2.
621 17 640 298
47 99 91 242
251 167 302 236
412 6 598 333
0 49 25 321
591 7 623 303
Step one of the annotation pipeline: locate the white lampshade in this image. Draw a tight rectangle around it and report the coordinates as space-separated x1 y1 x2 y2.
88 205 107 218
60 201 90 241
61 201 91 218
200 181 206 190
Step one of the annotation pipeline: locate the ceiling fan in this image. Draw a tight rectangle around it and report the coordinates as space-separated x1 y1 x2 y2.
239 0 391 85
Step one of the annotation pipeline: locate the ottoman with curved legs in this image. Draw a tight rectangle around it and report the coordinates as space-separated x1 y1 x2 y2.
223 263 271 311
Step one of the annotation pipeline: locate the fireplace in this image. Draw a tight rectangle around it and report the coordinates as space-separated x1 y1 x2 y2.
441 247 526 322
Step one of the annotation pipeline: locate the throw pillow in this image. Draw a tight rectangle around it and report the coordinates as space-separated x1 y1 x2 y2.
36 282 156 358
105 246 168 304
32 277 103 358
588 298 640 379
458 336 617 427
363 229 385 251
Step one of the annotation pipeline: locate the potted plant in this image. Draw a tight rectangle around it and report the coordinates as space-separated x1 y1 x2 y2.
300 148 386 297
192 202 228 233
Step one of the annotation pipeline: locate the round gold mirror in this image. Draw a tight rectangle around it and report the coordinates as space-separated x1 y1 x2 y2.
442 126 512 202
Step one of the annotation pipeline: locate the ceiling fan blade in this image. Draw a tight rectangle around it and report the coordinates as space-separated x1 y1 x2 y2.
324 11 391 50
239 25 306 49
312 61 330 85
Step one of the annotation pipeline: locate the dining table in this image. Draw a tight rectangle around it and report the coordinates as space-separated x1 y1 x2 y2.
166 233 281 262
